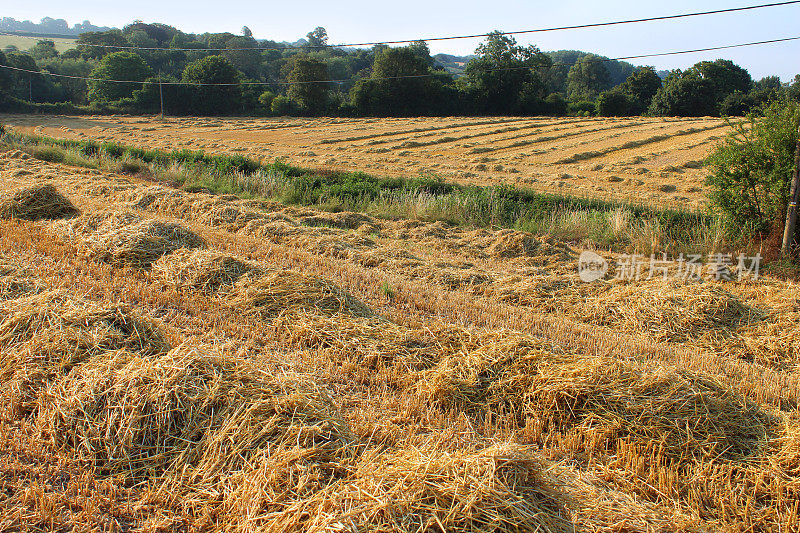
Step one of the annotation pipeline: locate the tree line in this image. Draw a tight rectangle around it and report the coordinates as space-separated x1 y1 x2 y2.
1 21 799 117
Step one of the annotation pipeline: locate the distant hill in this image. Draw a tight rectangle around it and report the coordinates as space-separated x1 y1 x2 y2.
433 53 476 76
0 17 111 37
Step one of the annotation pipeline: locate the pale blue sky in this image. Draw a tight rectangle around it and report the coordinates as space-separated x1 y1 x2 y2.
5 0 799 80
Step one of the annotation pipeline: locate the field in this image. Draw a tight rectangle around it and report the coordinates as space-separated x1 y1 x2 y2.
0 35 77 53
0 118 798 532
1 114 734 209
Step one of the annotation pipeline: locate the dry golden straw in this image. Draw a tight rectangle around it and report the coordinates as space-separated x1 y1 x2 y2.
230 269 373 319
0 184 79 221
152 248 262 292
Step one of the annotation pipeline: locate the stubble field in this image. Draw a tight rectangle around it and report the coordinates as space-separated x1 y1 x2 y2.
0 114 798 532
2 114 733 209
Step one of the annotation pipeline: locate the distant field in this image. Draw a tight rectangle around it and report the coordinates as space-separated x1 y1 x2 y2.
1 114 734 208
0 35 76 52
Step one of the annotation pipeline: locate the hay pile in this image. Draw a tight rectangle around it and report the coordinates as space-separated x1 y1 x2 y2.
37 344 352 482
418 347 774 461
92 220 205 268
19 331 571 532
229 444 570 533
55 209 143 237
196 203 265 229
0 290 168 417
0 184 79 221
55 210 205 268
153 249 262 293
128 186 189 212
703 281 800 369
230 270 373 319
578 279 758 342
488 271 587 311
484 230 574 262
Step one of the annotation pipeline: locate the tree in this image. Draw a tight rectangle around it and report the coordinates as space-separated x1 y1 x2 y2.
285 54 330 114
182 55 241 115
719 90 755 117
706 100 800 233
790 75 800 101
620 67 662 113
597 67 662 117
258 90 276 108
750 76 785 108
648 70 717 117
122 22 179 46
39 56 93 104
223 36 261 78
461 31 550 115
566 54 611 101
596 89 635 116
692 59 752 103
350 45 456 116
271 95 299 115
31 40 58 60
543 93 568 116
127 30 157 49
76 30 129 59
132 74 191 115
6 52 64 103
88 51 153 103
306 27 328 48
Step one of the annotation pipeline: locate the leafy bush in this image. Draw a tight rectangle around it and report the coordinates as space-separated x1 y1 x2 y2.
706 100 800 233
271 96 298 116
568 100 596 116
596 89 635 117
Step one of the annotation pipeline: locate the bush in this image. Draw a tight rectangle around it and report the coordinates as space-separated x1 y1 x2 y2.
706 100 800 233
596 89 635 117
258 91 276 108
719 91 755 117
568 100 596 117
543 93 568 116
271 96 298 116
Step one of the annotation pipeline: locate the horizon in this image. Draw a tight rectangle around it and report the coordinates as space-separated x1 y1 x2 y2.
2 1 799 82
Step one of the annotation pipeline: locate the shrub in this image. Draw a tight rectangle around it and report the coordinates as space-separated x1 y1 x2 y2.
596 89 635 117
706 100 800 234
567 100 596 116
271 96 299 116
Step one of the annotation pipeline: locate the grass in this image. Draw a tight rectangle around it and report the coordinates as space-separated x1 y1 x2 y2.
2 129 745 255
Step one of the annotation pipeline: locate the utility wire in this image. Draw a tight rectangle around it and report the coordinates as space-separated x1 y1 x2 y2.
2 35 799 86
3 35 800 86
2 1 799 52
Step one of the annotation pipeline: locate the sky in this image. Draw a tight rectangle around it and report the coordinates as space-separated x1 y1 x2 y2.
4 0 800 81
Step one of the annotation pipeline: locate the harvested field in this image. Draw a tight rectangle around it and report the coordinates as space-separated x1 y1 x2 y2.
0 132 798 532
1 114 734 208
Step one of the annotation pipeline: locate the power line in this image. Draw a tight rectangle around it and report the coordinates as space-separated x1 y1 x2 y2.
2 35 799 86
2 1 799 52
